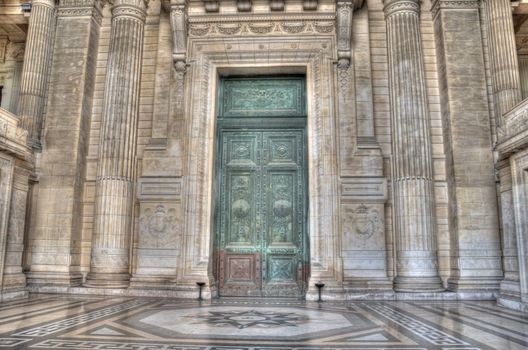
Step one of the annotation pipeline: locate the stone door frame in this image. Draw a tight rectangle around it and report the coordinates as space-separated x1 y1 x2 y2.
177 35 342 298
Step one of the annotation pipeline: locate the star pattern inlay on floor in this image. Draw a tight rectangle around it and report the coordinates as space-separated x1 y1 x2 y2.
191 309 309 329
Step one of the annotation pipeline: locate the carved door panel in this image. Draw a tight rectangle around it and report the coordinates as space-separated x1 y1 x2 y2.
217 131 262 296
261 131 305 297
216 129 306 297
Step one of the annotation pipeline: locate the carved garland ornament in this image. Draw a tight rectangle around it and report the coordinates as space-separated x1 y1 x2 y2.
188 21 335 37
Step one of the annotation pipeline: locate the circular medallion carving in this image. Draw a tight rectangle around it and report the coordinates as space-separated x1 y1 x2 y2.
232 199 250 218
273 199 292 218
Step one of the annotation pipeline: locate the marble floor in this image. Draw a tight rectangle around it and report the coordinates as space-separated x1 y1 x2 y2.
0 295 525 349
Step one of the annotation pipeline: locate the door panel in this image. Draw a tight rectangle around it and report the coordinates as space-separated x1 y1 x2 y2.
218 132 262 296
217 128 306 297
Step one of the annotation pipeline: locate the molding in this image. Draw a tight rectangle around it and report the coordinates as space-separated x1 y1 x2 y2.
188 13 335 23
137 177 182 201
340 177 388 202
431 0 480 19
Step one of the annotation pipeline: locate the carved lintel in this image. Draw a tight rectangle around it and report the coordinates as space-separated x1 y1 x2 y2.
337 0 353 67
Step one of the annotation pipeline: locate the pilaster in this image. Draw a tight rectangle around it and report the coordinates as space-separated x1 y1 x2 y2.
383 0 443 292
17 0 57 150
85 0 148 288
26 0 103 288
432 0 502 294
131 0 187 290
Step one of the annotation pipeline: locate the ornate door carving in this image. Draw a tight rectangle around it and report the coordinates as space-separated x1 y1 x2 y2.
215 77 307 297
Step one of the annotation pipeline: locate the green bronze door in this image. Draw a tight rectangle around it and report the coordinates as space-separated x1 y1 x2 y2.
214 77 308 297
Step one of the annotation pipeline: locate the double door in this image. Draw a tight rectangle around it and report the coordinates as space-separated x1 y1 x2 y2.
215 128 307 297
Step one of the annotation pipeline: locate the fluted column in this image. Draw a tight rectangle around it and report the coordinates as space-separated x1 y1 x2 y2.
85 0 147 288
486 0 525 307
485 0 522 118
17 0 56 150
384 0 443 292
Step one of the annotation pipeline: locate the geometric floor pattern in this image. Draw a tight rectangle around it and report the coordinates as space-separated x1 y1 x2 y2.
0 295 526 349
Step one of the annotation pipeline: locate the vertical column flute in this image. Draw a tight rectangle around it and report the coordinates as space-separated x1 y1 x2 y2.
17 0 56 149
384 0 443 291
85 0 147 288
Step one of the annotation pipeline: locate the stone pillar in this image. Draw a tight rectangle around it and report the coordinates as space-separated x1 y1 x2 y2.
85 0 147 288
432 0 503 294
484 0 524 305
17 0 56 150
26 0 102 289
486 0 522 118
383 0 443 292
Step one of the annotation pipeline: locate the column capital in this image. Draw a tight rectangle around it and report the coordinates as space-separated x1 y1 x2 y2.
31 0 57 9
337 0 364 10
111 0 148 21
431 0 480 19
383 0 421 17
57 0 105 22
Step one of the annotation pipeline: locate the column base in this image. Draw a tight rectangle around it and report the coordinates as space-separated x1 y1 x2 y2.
129 275 176 290
394 276 444 292
343 277 394 292
84 272 130 289
0 288 28 302
26 271 83 288
447 277 501 293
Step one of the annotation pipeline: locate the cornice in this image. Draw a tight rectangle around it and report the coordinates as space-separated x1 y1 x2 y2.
431 0 480 19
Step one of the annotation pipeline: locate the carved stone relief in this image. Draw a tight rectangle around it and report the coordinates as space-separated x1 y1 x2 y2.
343 204 383 250
139 205 180 249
